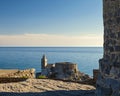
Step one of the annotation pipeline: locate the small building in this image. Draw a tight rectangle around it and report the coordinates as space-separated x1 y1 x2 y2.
41 55 79 80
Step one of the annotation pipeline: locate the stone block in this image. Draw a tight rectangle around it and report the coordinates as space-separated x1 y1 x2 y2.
115 46 120 51
118 32 120 38
113 62 120 67
96 85 112 96
93 69 99 82
116 17 120 24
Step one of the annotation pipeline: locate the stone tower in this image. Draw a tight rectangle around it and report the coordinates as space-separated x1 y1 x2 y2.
41 55 47 70
96 0 120 96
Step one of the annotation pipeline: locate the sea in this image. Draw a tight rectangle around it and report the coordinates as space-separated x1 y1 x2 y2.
0 47 103 76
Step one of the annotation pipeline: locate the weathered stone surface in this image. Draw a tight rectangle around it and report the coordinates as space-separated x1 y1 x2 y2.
96 0 120 96
0 69 35 79
0 79 95 96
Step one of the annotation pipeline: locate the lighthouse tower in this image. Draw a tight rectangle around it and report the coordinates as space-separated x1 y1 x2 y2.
41 54 47 70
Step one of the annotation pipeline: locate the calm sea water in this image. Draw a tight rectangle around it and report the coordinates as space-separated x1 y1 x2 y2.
0 47 103 76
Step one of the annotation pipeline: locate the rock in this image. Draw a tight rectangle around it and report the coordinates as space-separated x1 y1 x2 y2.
0 68 35 80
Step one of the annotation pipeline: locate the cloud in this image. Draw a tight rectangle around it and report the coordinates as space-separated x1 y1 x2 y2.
0 33 103 46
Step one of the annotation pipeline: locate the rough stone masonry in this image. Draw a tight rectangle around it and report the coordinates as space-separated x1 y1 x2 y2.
96 0 120 96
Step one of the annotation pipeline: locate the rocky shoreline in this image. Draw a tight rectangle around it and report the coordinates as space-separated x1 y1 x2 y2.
0 79 95 96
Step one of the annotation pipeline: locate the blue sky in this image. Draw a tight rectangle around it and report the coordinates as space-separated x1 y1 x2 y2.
0 0 103 46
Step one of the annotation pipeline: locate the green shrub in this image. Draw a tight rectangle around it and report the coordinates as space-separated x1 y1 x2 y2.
21 76 29 79
37 75 47 79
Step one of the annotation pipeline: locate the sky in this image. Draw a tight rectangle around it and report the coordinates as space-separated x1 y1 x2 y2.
0 0 103 47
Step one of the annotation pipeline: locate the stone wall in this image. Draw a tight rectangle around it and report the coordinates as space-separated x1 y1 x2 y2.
0 69 35 79
96 0 120 96
55 62 78 80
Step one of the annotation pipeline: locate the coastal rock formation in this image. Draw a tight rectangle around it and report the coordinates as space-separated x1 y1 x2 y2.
40 55 91 81
96 0 120 96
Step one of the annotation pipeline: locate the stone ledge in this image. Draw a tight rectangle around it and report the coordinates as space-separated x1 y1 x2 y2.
0 69 35 79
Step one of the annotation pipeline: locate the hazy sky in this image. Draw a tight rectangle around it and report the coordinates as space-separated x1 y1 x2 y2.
0 0 103 46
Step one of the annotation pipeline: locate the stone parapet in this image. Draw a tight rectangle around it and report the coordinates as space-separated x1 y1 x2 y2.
0 69 35 79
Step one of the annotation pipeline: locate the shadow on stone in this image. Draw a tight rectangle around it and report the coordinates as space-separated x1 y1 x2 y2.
0 78 28 83
0 90 95 96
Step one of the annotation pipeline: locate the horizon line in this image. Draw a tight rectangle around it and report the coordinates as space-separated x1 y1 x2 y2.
0 46 103 47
